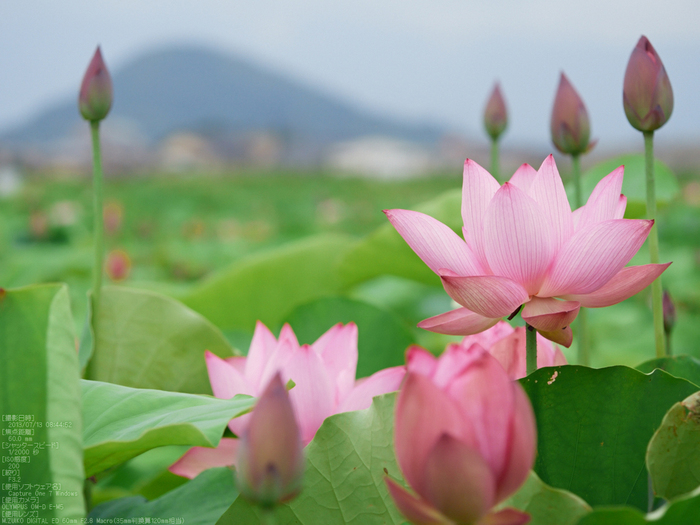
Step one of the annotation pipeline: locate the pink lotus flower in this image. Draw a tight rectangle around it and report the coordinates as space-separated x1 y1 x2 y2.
170 321 406 478
385 155 670 347
458 321 567 380
386 342 536 525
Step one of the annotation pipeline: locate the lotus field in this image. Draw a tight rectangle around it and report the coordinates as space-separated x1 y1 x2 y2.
5 37 700 525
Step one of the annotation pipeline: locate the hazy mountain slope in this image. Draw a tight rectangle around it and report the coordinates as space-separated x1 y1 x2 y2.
2 46 444 145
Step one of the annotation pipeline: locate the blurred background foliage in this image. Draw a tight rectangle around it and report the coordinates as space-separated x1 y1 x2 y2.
2 160 699 372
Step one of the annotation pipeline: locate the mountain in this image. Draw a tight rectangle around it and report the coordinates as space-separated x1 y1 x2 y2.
1 46 445 147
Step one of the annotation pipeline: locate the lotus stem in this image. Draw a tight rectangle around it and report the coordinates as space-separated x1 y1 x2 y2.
572 154 582 209
490 139 500 182
644 131 666 357
571 154 589 366
90 120 104 319
83 479 92 514
261 508 278 525
526 324 537 376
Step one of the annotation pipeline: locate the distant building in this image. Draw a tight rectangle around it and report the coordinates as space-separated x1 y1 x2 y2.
0 164 22 198
158 133 222 172
326 136 435 179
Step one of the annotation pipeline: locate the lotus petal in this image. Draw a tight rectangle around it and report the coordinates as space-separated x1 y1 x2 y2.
521 297 580 332
385 208 484 276
418 308 500 336
539 219 653 296
560 263 671 307
440 274 529 319
483 183 555 295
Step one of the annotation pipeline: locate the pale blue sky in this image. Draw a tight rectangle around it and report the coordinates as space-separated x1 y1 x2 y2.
1 0 698 149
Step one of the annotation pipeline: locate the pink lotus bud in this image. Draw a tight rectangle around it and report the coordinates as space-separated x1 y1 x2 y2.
623 36 673 132
483 83 508 141
79 47 113 122
388 343 535 524
236 373 304 507
105 249 131 282
550 73 591 156
663 290 676 336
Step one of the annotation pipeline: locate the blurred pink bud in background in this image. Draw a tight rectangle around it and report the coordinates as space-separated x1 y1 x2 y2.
483 83 508 141
386 156 669 347
105 249 131 282
236 373 304 507
386 343 535 525
623 36 673 132
170 321 405 478
550 73 593 156
79 47 113 122
663 290 676 336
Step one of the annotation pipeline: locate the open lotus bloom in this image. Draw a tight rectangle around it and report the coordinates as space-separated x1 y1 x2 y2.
458 321 566 380
386 342 536 525
385 155 670 347
170 321 406 478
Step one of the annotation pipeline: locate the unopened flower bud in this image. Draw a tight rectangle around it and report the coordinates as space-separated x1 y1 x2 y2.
623 36 673 132
79 47 113 122
483 83 508 141
550 73 592 156
237 373 304 508
663 290 676 336
105 249 131 282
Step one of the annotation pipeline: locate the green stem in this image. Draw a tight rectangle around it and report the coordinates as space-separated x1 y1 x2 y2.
571 154 589 365
83 478 93 514
576 308 589 366
90 121 105 321
261 507 277 525
644 131 665 358
571 154 582 208
526 324 537 376
490 138 499 182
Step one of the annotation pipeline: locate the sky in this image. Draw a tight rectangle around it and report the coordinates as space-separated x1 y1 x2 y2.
1 0 699 151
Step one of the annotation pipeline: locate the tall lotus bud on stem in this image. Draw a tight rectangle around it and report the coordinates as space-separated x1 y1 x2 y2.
483 82 508 182
484 83 507 141
237 373 304 509
79 47 113 122
551 72 593 366
623 36 673 358
80 47 113 351
550 73 592 157
623 36 673 132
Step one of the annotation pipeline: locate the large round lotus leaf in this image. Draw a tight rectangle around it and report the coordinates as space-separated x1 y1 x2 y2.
646 391 700 500
519 365 697 510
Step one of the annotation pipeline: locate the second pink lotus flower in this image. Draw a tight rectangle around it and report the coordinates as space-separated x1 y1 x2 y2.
386 155 670 346
171 321 406 478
